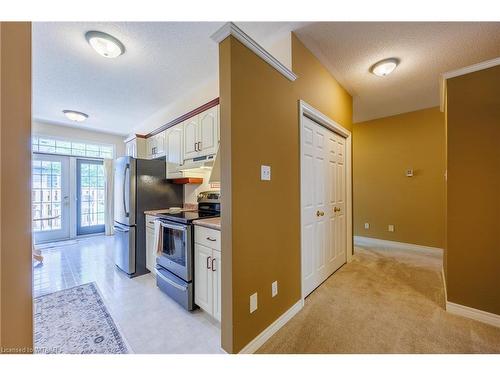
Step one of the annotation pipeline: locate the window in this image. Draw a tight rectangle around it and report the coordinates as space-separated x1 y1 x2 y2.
32 136 115 159
32 159 63 232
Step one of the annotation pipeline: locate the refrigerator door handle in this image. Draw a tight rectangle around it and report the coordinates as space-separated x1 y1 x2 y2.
123 164 130 217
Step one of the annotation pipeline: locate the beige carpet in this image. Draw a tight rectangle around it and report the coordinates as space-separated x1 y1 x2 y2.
258 245 500 353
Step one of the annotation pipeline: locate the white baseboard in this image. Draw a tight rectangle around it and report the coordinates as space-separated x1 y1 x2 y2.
441 265 448 302
354 236 443 256
238 299 304 354
446 301 500 328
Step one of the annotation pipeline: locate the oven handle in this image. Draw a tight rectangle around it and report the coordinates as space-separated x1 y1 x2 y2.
159 220 187 232
155 270 187 291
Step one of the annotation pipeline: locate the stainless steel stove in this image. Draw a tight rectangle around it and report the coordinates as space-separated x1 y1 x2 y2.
155 191 220 310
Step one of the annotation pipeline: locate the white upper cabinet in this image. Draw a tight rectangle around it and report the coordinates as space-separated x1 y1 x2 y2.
147 131 166 159
125 136 146 158
198 106 218 157
183 105 219 160
183 117 199 160
165 124 183 166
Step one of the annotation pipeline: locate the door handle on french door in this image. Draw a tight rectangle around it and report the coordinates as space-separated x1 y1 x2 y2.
206 256 212 270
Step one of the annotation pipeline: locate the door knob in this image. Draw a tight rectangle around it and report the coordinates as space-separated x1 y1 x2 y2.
333 207 341 212
316 210 325 217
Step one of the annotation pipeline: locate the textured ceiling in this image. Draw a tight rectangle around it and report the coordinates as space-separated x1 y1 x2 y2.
33 22 301 135
33 22 500 135
293 22 500 122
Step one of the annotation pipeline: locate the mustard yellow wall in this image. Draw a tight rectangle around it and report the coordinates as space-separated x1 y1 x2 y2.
219 34 352 353
0 22 33 352
353 107 446 248
446 65 500 315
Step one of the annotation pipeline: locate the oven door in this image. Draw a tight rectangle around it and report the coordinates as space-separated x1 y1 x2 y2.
156 220 192 281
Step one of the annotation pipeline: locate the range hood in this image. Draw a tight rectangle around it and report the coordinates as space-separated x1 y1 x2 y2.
167 154 214 180
209 148 220 183
178 154 215 171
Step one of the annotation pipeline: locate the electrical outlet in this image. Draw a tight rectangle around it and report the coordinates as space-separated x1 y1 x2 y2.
406 169 414 177
250 292 258 313
272 281 278 297
364 223 370 229
388 224 395 232
261 165 271 181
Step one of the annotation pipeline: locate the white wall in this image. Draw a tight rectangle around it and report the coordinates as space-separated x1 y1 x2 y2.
32 120 127 157
134 77 219 136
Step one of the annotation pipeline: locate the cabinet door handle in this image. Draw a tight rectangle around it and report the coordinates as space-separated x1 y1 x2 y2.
211 257 216 272
198 141 202 151
206 256 211 270
206 237 216 242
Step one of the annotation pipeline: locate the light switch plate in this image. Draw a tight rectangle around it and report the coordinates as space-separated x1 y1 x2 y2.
250 292 258 313
261 165 271 181
388 224 395 232
272 281 278 297
364 223 370 229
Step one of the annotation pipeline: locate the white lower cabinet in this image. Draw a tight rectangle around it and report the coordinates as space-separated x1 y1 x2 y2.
194 226 221 321
145 215 156 273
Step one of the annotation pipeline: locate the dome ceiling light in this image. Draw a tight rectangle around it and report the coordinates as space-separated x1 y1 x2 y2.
370 58 400 77
63 110 89 122
85 30 125 59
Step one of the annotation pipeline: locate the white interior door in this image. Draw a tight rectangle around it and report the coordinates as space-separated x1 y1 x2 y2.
301 116 347 297
32 154 70 244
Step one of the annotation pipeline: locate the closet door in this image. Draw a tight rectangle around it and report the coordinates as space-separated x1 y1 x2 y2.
301 116 347 297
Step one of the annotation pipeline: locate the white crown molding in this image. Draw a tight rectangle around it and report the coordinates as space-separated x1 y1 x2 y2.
238 299 303 354
446 301 500 328
439 56 500 111
210 22 298 82
354 236 443 256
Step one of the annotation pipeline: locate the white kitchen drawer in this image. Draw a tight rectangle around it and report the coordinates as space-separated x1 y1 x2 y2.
145 214 156 229
195 225 220 251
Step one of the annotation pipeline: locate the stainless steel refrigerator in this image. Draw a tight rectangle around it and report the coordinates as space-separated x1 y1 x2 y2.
113 156 183 278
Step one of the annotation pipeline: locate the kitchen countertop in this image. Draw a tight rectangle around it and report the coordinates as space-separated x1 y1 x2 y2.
193 217 221 231
144 208 196 216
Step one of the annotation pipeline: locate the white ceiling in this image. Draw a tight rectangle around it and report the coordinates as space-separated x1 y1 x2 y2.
294 22 500 122
33 22 500 135
33 22 301 136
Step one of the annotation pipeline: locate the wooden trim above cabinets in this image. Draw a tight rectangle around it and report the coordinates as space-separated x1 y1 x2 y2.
146 98 220 138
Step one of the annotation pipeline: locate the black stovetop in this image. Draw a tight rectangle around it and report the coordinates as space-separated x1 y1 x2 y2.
156 210 220 224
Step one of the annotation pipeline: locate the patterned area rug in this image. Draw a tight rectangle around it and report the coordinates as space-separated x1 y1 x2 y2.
34 282 129 354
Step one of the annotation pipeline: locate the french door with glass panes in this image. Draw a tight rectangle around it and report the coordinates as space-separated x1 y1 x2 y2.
77 159 105 235
32 154 71 243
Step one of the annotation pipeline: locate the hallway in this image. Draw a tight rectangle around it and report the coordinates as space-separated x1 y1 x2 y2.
258 245 500 353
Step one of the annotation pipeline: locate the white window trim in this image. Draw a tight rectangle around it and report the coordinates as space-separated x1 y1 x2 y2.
32 133 116 159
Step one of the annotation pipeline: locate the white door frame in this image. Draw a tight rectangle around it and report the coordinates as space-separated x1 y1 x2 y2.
299 100 353 300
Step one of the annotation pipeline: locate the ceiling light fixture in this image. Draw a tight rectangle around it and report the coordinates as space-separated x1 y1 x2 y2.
370 58 399 77
63 110 89 122
85 30 125 59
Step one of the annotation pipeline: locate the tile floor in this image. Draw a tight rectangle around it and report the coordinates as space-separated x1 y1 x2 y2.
33 235 222 354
